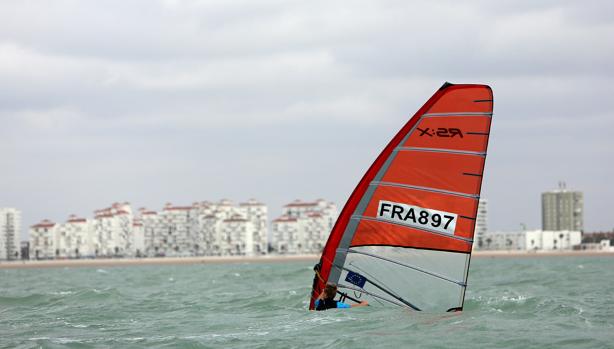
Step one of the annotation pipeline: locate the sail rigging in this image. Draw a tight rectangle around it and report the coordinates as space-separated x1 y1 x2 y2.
309 82 493 311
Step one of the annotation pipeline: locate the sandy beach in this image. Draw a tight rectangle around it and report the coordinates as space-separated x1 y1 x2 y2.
1 250 613 269
0 254 321 269
472 249 614 258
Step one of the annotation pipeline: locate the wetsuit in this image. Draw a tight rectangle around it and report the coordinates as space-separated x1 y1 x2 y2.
314 298 351 311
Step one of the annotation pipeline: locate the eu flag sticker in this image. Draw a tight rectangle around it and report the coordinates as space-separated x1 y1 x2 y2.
345 271 367 288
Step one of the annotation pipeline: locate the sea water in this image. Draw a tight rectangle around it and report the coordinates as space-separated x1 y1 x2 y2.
1 256 613 348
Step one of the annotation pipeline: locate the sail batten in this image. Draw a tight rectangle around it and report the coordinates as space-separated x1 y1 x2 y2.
344 249 467 286
343 265 422 311
422 112 492 117
395 147 487 157
309 83 493 311
370 181 481 199
338 285 406 307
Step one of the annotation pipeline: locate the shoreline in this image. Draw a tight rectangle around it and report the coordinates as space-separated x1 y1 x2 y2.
1 250 613 270
472 249 614 258
0 254 320 269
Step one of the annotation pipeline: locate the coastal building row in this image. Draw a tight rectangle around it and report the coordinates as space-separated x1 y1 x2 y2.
27 199 337 259
8 181 594 259
30 203 135 259
140 199 268 257
473 183 587 251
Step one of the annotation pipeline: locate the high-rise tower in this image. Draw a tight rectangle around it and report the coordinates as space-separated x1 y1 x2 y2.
542 182 583 232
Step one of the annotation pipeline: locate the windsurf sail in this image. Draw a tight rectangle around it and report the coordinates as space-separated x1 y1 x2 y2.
309 82 493 311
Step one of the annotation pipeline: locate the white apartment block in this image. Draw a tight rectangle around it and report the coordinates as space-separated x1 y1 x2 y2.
219 214 254 256
93 202 133 257
55 215 93 258
0 208 21 260
139 210 159 256
525 230 582 251
271 216 300 253
29 219 57 259
192 200 231 256
192 199 267 256
196 212 219 255
30 205 133 259
479 231 526 251
271 199 338 254
154 203 197 257
238 199 268 255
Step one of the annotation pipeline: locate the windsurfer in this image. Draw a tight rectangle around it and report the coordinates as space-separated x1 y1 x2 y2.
314 283 368 311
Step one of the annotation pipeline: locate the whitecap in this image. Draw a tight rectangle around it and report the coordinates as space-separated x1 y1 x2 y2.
251 331 270 336
123 337 145 342
28 337 50 341
54 337 81 344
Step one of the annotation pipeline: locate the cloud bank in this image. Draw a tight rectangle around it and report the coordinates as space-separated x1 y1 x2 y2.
1 0 613 236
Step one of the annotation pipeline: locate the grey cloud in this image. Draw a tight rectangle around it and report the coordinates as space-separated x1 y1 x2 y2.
0 0 613 236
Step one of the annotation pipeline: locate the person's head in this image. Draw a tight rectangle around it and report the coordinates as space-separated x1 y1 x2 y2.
322 283 337 300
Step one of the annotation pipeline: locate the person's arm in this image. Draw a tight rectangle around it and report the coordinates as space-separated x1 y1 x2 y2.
351 301 369 308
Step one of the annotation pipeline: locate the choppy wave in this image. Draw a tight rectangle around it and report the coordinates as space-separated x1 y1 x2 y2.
1 257 613 348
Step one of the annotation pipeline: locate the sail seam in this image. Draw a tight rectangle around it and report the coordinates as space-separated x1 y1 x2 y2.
337 285 406 307
422 112 492 117
395 146 486 157
350 215 474 243
460 215 476 220
343 248 467 286
328 257 409 307
342 265 421 311
349 244 470 254
370 181 479 199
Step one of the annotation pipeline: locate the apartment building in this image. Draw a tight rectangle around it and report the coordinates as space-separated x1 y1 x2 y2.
542 183 583 232
0 208 21 260
29 219 57 259
271 199 338 254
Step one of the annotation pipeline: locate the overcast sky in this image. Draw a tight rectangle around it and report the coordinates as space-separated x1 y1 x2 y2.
1 0 613 238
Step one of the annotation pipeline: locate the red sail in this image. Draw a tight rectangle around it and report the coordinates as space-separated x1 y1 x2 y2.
309 83 493 311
